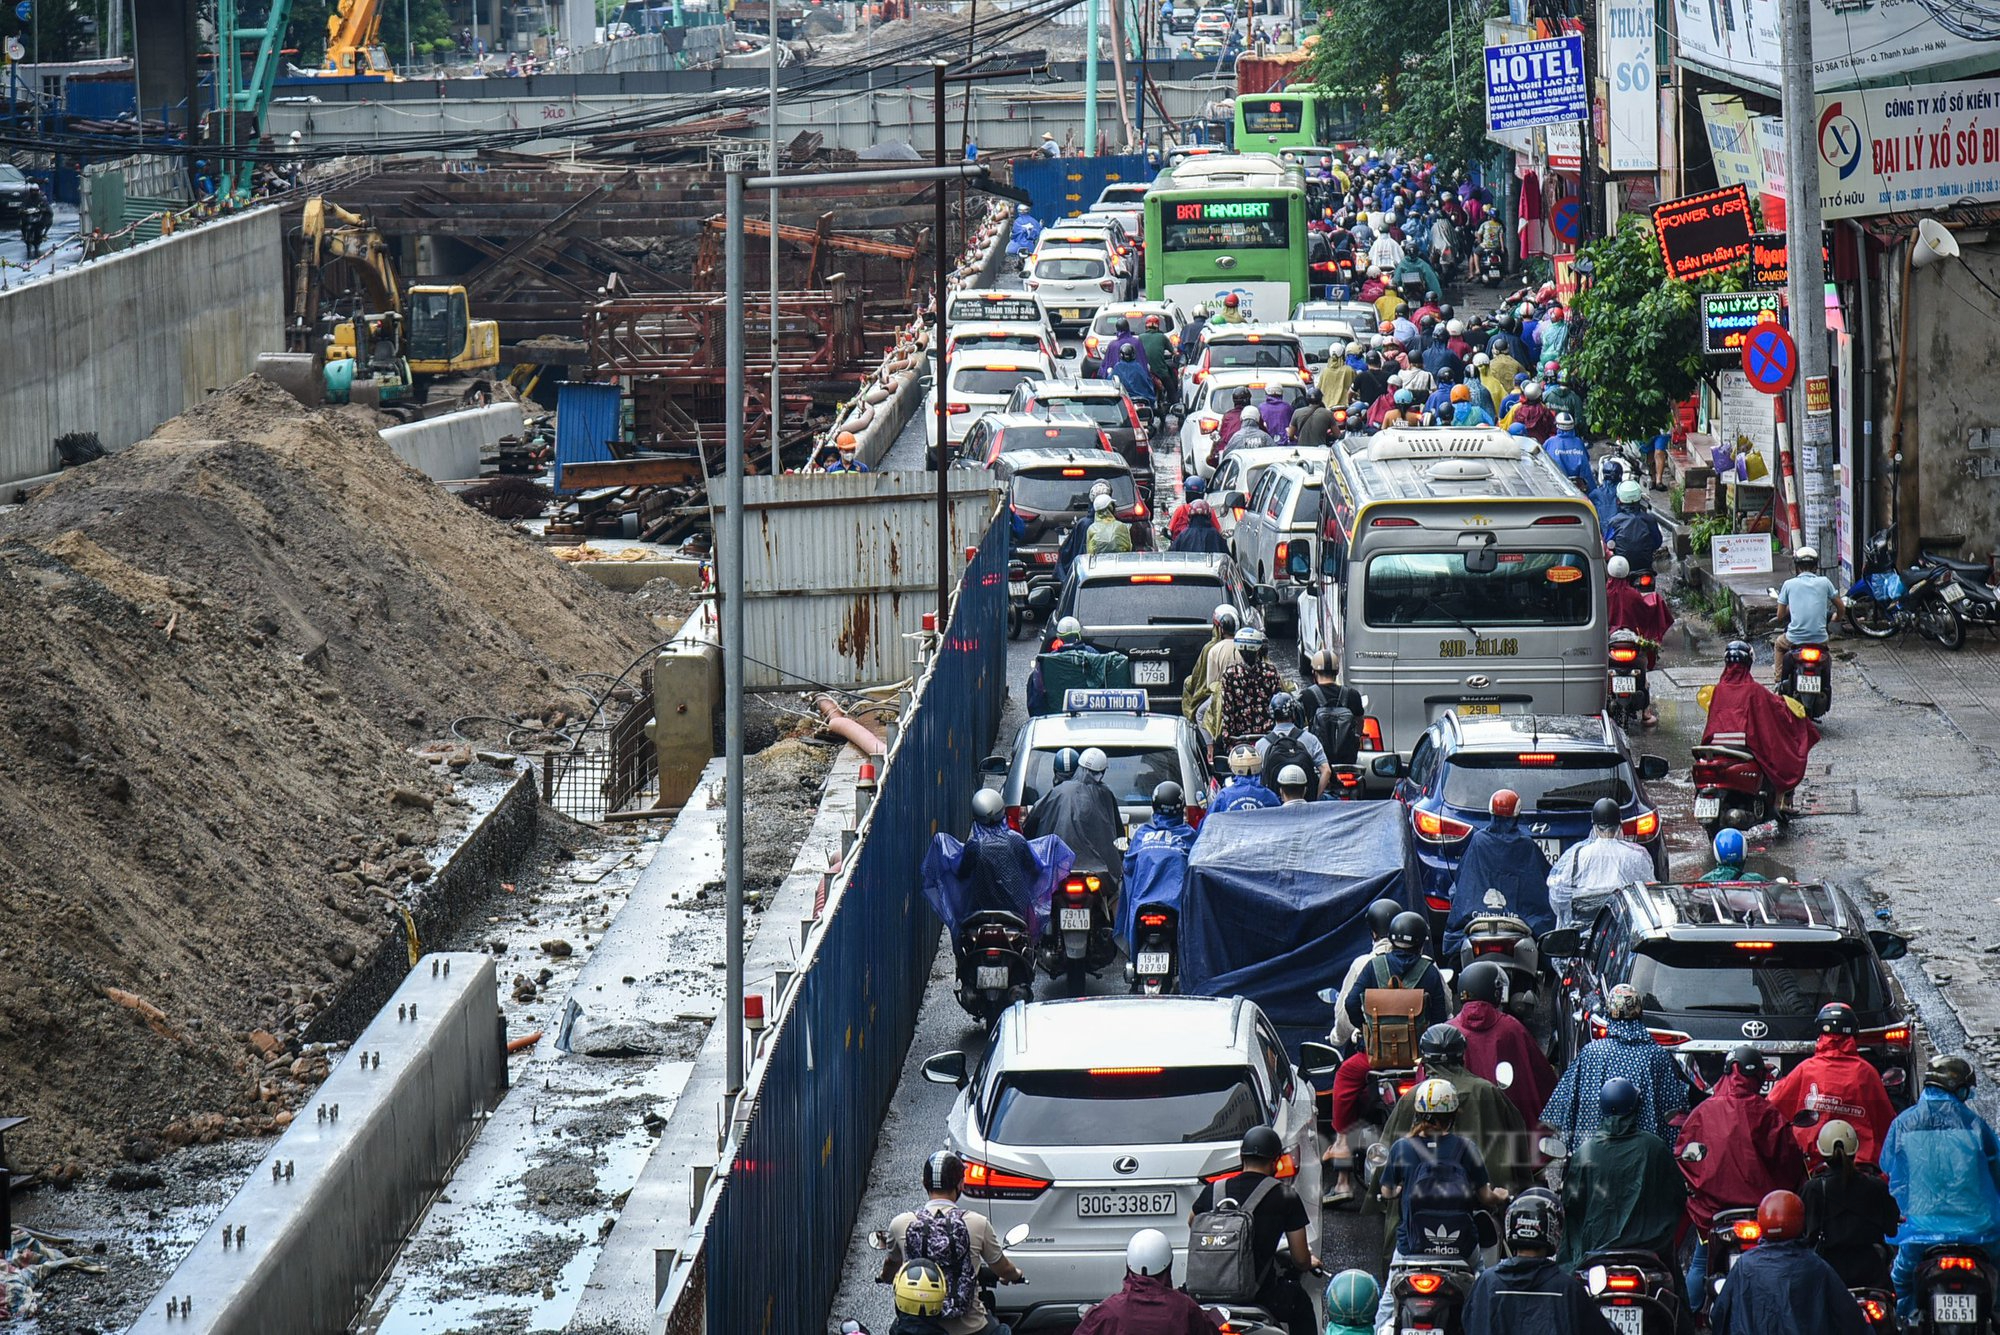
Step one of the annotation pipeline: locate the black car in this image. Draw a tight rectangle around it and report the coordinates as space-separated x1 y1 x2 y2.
0 164 36 220
1043 551 1254 710
1000 451 1146 616
1559 881 1915 1103
1005 378 1155 498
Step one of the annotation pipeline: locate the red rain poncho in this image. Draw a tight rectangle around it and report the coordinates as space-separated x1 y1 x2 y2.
1676 1069 1807 1231
1702 661 1820 793
1451 999 1558 1131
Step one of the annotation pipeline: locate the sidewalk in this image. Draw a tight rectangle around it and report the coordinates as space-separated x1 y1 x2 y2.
1844 631 2000 755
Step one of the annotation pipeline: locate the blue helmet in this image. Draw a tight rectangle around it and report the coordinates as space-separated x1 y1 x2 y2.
1054 747 1081 781
1184 475 1206 498
1599 1077 1641 1117
1713 828 1747 866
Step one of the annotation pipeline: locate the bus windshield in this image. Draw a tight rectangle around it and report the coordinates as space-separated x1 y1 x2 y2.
1162 198 1290 251
1362 550 1593 628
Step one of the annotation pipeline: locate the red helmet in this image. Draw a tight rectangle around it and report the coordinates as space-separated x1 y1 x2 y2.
1224 293 1240 307
1757 1190 1806 1242
1489 789 1520 819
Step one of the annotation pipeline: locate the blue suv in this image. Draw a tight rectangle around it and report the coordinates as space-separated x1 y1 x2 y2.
1374 712 1671 923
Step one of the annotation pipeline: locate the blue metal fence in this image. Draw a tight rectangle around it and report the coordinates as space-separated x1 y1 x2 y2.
551 381 623 494
1011 153 1158 225
703 510 1009 1335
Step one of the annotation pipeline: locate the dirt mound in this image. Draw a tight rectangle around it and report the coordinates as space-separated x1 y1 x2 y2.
0 378 659 1167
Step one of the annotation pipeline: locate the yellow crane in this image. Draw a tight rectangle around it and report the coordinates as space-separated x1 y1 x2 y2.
313 0 402 80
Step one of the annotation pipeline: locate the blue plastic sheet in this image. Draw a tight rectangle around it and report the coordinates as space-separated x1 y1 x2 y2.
1118 841 1190 954
920 828 1075 944
1178 802 1415 1055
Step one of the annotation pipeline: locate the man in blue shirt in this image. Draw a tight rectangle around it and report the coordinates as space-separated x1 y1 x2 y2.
1542 412 1592 491
1773 547 1842 684
1373 1079 1509 1329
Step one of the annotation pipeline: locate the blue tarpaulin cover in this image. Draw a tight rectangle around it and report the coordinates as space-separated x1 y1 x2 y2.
1179 802 1414 1054
920 829 1075 944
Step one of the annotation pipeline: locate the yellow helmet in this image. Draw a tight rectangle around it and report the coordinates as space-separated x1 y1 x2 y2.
894 1259 949 1316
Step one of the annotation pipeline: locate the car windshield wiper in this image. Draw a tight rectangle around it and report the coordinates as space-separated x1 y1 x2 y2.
1422 598 1481 641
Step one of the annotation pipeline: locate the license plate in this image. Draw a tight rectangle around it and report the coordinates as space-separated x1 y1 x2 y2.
1936 1293 1980 1323
1059 308 1082 319
1060 908 1092 931
1695 795 1721 819
1459 702 1502 716
1611 675 1638 694
1008 580 1028 597
1535 838 1563 862
1136 951 1171 974
1944 582 1968 602
1600 1306 1646 1335
976 965 1011 989
1133 660 1171 685
1795 675 1822 693
1077 1190 1178 1217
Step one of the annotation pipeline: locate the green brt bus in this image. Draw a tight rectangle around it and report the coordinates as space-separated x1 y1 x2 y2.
1143 155 1309 324
1233 88 1331 151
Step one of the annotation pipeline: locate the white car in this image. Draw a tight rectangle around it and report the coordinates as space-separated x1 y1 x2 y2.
1177 367 1308 482
923 346 1059 462
945 320 1063 364
1087 181 1149 238
1291 299 1379 330
1026 247 1121 333
1038 224 1133 294
948 290 1061 350
1056 213 1139 280
1279 319 1358 377
1225 456 1326 617
1207 442 1321 543
1080 300 1188 374
1193 7 1232 34
920 995 1321 1326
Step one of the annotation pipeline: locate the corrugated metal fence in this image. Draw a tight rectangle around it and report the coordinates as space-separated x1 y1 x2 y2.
1011 153 1157 225
552 381 625 493
692 503 1008 1335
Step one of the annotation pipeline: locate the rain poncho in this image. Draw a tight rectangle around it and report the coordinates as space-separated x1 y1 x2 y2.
1070 1270 1218 1335
1607 579 1675 660
1545 833 1656 931
1180 626 1231 722
1543 429 1592 489
1117 840 1189 956
1023 773 1124 891
1508 399 1557 443
1542 1018 1689 1150
1258 393 1296 438
920 825 1073 942
1168 510 1230 555
1462 1257 1616 1335
1768 1033 1898 1167
1604 504 1664 566
1210 775 1280 814
1106 356 1156 404
1451 999 1558 1131
1442 814 1554 956
1560 1110 1685 1266
1676 1068 1806 1232
1708 1238 1869 1335
1882 1087 2000 1254
1008 213 1042 252
1702 661 1821 794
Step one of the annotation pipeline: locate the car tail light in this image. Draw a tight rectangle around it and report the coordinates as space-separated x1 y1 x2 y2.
1731 1219 1764 1243
1193 369 1208 383
1100 431 1116 453
1130 574 1173 583
1799 645 1825 664
1370 516 1418 527
1126 399 1144 431
1275 541 1291 577
1186 803 1205 828
1099 278 1116 292
1089 1065 1165 1075
1649 1027 1692 1047
1622 809 1659 839
1064 874 1103 895
963 1159 1051 1200
1516 752 1557 764
1085 335 1101 355
1733 941 1777 950
1026 278 1041 290
947 403 970 414
1413 809 1474 843
1198 415 1220 433
1532 514 1583 524
1061 468 1087 477
1424 893 1452 913
1862 1025 1912 1049
1406 1273 1444 1295
1609 645 1641 664
1131 499 1149 518
1004 805 1022 830
1273 1152 1299 1179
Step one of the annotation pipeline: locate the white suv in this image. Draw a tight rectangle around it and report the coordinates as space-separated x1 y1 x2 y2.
1027 248 1121 332
920 995 1321 1326
1227 458 1326 621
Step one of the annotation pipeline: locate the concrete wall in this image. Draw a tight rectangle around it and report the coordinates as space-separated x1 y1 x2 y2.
650 601 722 810
0 209 283 495
1904 237 2000 563
378 402 526 481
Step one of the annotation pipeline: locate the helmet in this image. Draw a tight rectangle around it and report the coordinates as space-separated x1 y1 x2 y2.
1310 648 1338 676
1425 289 1442 304
1724 639 1754 666
1145 314 1163 329
1394 389 1415 407
1925 1054 1978 1095
1126 1228 1173 1277
1439 303 1455 319
1606 982 1644 1020
1194 302 1211 317
893 1260 949 1316
1522 381 1545 401
1451 385 1471 403
1229 743 1262 775
1269 690 1298 722
1233 387 1254 405
1079 747 1109 776
1346 341 1365 356
1498 311 1517 330
1489 788 1520 818
1599 1077 1641 1117
1504 1188 1563 1254
1183 475 1207 499
1817 1119 1860 1162
1055 615 1083 639
971 789 1005 826
1224 293 1240 307
1152 781 1186 823
1412 1078 1461 1118
1276 764 1309 789
1212 602 1239 631
1367 897 1403 938
923 1148 965 1192
1724 1045 1769 1079
1555 411 1575 430
1591 797 1622 829
1053 747 1081 781
1713 827 1747 865
1325 1270 1381 1326
1389 911 1428 950
1458 959 1508 1006
1794 546 1820 568
1017 202 1031 214
1816 1001 1859 1037
1120 344 1138 360
1115 318 1131 333
1601 457 1624 484
1446 319 1465 336
1420 1023 1469 1068
1240 1125 1284 1161
1756 1190 1806 1242
1090 479 1114 498
1517 301 1535 319
1473 352 1491 367
1544 360 1561 376
1616 479 1644 504
1234 626 1268 653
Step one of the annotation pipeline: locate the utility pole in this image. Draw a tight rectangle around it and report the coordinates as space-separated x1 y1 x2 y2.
934 60 952 619
1780 0 1833 558
769 3 782 475
1084 0 1100 155
1572 3 1594 242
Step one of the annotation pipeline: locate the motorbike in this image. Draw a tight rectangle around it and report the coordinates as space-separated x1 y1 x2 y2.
20 200 51 256
1845 528 1965 649
1124 904 1178 996
1912 1244 1997 1335
1579 1251 1688 1335
1041 870 1119 992
1476 245 1505 285
868 1221 1030 1320
1691 743 1788 837
1385 1257 1475 1331
1606 628 1651 729
1916 548 2000 635
1776 641 1833 719
952 909 1035 1029
1454 907 1543 1028
1851 1285 1896 1332
1006 558 1028 639
1327 763 1366 799
1698 1207 1765 1312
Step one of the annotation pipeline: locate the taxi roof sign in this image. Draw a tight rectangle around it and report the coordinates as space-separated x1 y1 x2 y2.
1064 688 1149 715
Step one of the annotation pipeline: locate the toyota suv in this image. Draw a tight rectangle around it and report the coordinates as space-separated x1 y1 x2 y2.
1559 881 1915 1101
1043 552 1253 710
920 995 1320 1330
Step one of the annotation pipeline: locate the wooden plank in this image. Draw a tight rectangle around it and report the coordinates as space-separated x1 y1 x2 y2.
557 456 707 488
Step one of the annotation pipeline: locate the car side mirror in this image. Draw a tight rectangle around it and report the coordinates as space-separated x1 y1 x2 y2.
1638 754 1670 782
1370 754 1405 779
979 754 1010 776
1869 930 1909 961
1298 1040 1342 1078
1252 584 1282 608
922 1051 968 1086
1285 544 1312 579
1315 986 1340 1004
1539 928 1581 957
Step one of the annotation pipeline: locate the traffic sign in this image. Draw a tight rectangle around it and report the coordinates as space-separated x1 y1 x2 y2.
1551 197 1580 244
1742 321 1797 395
13 2 28 20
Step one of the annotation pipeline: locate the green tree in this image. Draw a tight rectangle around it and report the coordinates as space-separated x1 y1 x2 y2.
1 0 94 62
287 0 334 69
1298 0 1499 168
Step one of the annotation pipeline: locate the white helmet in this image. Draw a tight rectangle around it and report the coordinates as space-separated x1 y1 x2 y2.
1607 555 1631 579
1446 319 1465 336
1794 546 1819 566
1817 1119 1860 1160
1413 1078 1461 1117
1346 341 1364 355
1093 493 1115 512
1055 615 1083 638
1079 746 1109 774
1126 1228 1172 1277
1555 411 1575 430
1212 602 1241 630
1017 202 1031 214
1617 479 1645 504
1472 352 1491 367
1276 764 1308 788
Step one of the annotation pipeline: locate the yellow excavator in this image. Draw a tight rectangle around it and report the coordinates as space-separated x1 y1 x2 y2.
311 0 402 80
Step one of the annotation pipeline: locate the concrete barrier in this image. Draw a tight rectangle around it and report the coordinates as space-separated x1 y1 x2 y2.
378 402 527 482
650 601 722 809
0 209 283 495
127 953 506 1335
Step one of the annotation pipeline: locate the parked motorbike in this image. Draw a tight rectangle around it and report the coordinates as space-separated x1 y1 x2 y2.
1579 1251 1688 1334
1846 528 1965 649
1042 870 1119 992
1916 549 2000 635
1777 642 1833 719
1606 628 1651 729
1006 558 1029 640
953 909 1035 1029
1912 1244 1997 1335
1691 744 1788 837
1124 905 1178 996
1852 1286 1896 1333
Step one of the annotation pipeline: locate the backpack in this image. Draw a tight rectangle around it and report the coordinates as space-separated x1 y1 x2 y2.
1398 1137 1479 1258
1301 685 1360 764
1184 1174 1280 1302
1258 725 1321 800
902 1203 977 1318
1362 955 1432 1069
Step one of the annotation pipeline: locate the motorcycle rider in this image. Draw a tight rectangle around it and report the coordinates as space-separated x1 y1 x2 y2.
1560 1078 1686 1267
1217 626 1287 743
1702 639 1820 816
1377 1024 1532 1210
1342 909 1450 1037
1605 552 1675 719
1505 381 1558 443
1604 479 1665 571
1273 764 1311 804
1138 315 1175 393
1803 1118 1899 1291
1182 603 1240 724
1677 1046 1806 1307
1105 346 1158 422
1698 828 1768 883
1211 291 1248 326
1258 387 1296 439
1167 476 1212 540
1125 781 1196 861
1217 387 1255 448
1772 547 1843 687
1441 789 1555 958
1707 1190 1867 1335
1258 691 1330 799
1007 203 1041 262
1769 1003 1897 1168
1024 746 1123 904
1543 411 1593 491
1085 492 1134 555
1588 457 1626 524
1883 1054 2000 1321
1543 984 1688 1149
1188 1126 1317 1335
1545 797 1655 931
888 1259 954 1335
1100 320 1145 375
1211 743 1281 814
1463 1189 1620 1335
1222 404 1276 456
1450 959 1558 1134
1322 1269 1380 1335
958 788 1046 923
1070 1229 1217 1335
1056 481 1115 584
882 1149 1026 1335
1374 1080 1510 1328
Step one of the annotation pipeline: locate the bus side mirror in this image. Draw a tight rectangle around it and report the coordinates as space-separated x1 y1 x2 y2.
1285 544 1312 579
1321 545 1341 577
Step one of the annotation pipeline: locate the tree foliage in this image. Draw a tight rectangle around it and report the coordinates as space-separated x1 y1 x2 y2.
1297 0 1501 168
1 0 94 62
